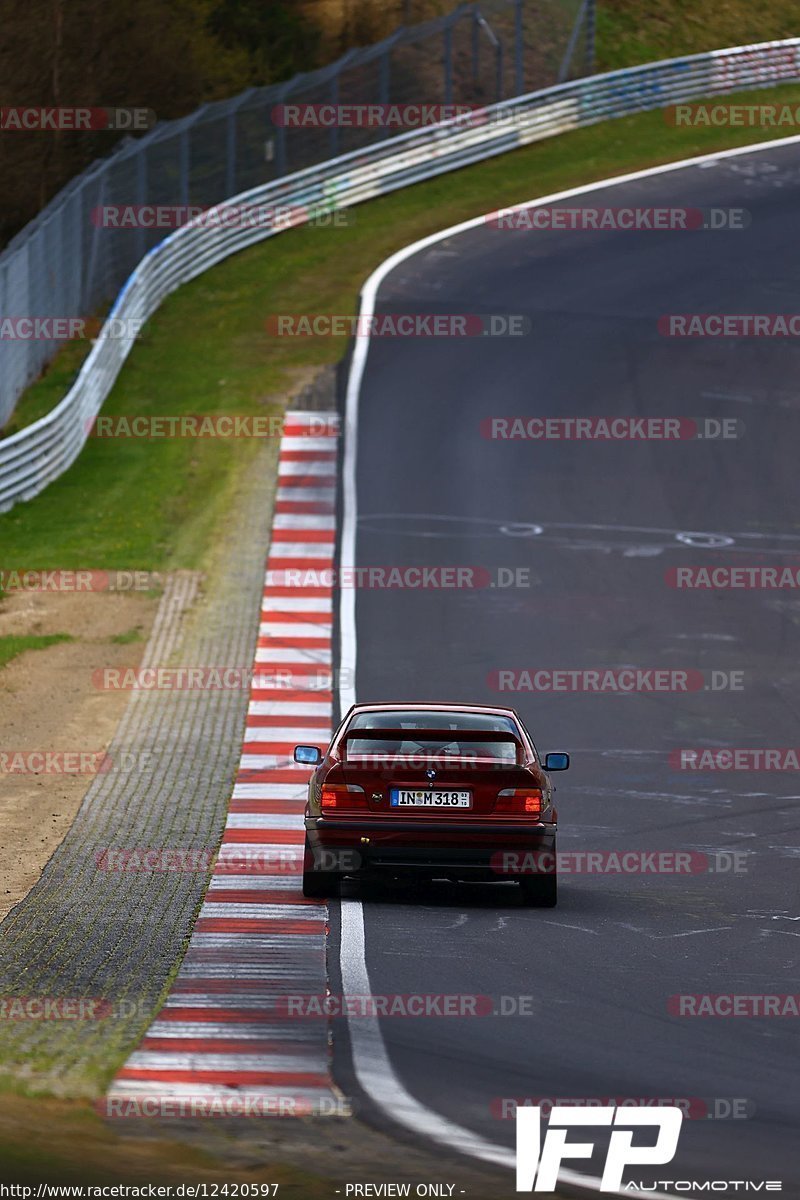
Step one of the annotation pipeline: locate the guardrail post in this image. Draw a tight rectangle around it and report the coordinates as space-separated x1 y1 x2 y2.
225 89 256 194
475 13 503 101
84 170 105 310
557 0 587 83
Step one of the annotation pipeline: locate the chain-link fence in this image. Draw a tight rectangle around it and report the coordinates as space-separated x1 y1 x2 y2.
0 0 589 431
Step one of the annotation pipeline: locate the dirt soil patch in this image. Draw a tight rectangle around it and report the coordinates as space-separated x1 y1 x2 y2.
0 589 159 919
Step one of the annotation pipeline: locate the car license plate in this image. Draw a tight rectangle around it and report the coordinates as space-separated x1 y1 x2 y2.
390 789 472 808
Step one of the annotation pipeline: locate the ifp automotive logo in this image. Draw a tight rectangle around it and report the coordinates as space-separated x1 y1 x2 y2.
515 1105 683 1191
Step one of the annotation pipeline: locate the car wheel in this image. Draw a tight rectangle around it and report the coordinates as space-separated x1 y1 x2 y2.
518 872 557 907
302 836 339 898
302 869 339 898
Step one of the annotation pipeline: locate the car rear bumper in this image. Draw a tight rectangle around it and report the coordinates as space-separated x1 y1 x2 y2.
304 816 556 878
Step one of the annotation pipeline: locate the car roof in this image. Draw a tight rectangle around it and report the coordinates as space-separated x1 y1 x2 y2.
347 702 521 719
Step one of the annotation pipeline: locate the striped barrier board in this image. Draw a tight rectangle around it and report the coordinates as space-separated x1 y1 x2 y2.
106 410 346 1119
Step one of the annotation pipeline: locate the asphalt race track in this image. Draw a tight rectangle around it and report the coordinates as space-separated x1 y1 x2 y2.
330 140 800 1192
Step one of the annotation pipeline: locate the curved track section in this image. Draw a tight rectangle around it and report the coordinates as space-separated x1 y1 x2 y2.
332 139 800 1192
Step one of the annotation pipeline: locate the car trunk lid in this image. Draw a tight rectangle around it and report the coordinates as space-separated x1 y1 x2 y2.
340 727 531 815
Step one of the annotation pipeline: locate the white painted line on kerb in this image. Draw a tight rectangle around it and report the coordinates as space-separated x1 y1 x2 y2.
336 134 800 1197
280 437 338 452
262 600 334 616
276 486 336 503
268 542 334 558
243 725 332 742
248 699 331 716
260 622 333 639
279 460 338 477
272 514 337 529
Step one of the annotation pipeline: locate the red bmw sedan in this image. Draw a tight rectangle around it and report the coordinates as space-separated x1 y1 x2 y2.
295 702 569 906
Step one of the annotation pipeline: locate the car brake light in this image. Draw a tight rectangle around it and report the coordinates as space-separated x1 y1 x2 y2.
321 783 367 810
495 787 542 817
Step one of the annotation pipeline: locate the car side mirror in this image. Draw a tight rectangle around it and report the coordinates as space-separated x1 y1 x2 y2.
294 745 322 765
544 752 569 771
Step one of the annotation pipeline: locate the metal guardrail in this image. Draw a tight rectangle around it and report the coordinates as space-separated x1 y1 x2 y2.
2 38 799 513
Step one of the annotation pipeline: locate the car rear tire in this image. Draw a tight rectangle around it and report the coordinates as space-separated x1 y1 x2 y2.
302 836 339 898
302 870 339 898
518 872 557 907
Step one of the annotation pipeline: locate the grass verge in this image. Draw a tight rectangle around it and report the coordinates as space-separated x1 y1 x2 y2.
2 82 800 575
0 634 74 669
596 0 800 74
109 627 145 645
0 1094 329 1191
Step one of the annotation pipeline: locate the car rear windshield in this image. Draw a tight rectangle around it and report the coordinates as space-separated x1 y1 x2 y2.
344 736 518 762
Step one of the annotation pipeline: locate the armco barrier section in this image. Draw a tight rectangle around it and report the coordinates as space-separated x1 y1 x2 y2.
1 38 799 513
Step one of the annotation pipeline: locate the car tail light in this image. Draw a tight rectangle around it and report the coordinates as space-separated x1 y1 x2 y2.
495 787 543 817
321 783 367 811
